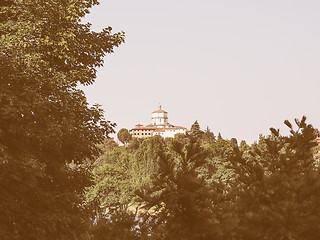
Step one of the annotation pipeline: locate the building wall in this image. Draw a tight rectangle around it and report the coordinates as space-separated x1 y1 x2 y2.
152 112 168 125
130 105 186 139
130 128 155 139
153 128 186 138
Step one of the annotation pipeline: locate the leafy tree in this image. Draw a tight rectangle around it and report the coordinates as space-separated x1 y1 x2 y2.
239 140 250 152
89 208 141 240
85 117 320 239
174 132 191 146
228 117 320 239
200 137 236 185
97 138 119 153
131 136 164 187
137 139 225 240
190 120 203 138
230 138 238 146
0 0 124 239
85 147 134 209
94 138 119 165
201 126 215 144
117 128 132 145
85 136 163 210
127 137 143 153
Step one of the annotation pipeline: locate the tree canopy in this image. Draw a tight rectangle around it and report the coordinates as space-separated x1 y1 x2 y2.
86 117 320 239
227 117 320 239
117 128 132 145
190 120 203 138
0 0 124 239
2 1 320 239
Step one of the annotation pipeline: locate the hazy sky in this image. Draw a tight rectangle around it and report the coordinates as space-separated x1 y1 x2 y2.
82 0 320 143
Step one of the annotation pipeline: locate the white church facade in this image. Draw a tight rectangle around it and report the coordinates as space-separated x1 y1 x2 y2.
129 105 187 139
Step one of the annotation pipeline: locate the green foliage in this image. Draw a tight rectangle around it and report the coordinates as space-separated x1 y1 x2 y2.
137 139 225 240
89 209 141 240
117 128 132 145
201 126 215 144
131 136 164 184
199 136 236 185
86 118 320 239
85 136 163 209
174 132 191 146
85 147 134 208
94 138 119 165
97 138 119 153
239 140 250 152
190 120 203 138
0 0 124 239
228 117 320 239
127 137 143 152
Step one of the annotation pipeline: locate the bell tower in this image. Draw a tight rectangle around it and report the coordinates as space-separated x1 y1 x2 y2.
151 104 168 126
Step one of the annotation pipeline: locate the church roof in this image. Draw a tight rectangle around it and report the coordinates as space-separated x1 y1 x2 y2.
172 126 187 129
154 126 187 132
152 109 167 113
152 104 167 113
130 127 157 131
146 123 173 127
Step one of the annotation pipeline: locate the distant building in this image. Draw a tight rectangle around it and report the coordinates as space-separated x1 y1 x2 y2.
153 126 187 138
130 104 187 139
130 125 157 139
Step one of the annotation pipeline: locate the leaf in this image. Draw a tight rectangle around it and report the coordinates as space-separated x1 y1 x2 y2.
284 119 292 129
269 127 279 137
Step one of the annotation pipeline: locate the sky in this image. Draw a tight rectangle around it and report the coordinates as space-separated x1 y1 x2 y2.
81 0 320 143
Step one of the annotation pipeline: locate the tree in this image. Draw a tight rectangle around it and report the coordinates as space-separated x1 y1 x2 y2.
85 136 163 211
201 126 215 144
86 117 320 239
200 137 236 185
239 140 250 152
131 135 164 186
97 138 119 154
190 120 203 138
137 138 225 240
85 147 134 209
228 117 320 239
117 128 132 145
89 208 141 240
0 0 124 239
174 133 191 146
127 137 142 153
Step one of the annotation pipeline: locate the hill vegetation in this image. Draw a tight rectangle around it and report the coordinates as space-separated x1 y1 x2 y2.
2 1 320 239
87 118 320 240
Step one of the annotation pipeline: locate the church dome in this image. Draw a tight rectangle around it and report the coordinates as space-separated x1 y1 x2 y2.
151 104 168 126
152 104 167 113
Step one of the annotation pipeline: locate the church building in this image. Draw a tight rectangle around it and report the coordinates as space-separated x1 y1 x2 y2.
130 105 187 139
